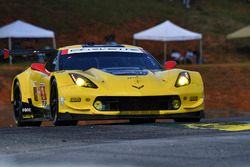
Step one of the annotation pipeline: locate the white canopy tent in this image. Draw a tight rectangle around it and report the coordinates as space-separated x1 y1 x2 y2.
0 20 56 50
133 20 203 64
226 25 250 39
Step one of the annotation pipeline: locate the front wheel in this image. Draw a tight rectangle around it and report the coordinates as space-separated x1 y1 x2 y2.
50 80 78 126
13 81 41 127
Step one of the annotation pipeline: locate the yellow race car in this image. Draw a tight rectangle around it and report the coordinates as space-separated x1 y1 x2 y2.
10 44 204 126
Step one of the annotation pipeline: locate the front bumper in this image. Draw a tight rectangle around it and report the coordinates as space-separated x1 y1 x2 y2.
58 81 204 117
59 94 204 116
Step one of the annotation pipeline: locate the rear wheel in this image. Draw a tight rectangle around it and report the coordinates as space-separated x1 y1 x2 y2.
13 82 41 127
50 80 78 126
129 118 156 124
174 118 200 123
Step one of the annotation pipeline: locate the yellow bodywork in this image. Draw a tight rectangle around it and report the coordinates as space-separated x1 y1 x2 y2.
11 44 204 120
12 68 204 116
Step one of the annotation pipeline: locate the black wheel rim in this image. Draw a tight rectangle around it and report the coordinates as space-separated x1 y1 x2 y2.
50 82 58 121
13 84 22 121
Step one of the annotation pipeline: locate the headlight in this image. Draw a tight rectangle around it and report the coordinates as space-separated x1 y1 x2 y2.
175 72 191 87
70 73 98 88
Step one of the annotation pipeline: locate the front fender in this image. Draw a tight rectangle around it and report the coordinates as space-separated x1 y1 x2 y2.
11 68 33 103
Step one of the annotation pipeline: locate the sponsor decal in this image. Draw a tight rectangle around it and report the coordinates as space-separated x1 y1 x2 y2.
22 108 32 113
127 76 139 80
190 96 198 101
68 48 143 54
22 114 34 119
40 83 47 106
33 81 38 101
70 97 81 102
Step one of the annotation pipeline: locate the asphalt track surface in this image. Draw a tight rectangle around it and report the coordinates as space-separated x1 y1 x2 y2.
1 118 250 167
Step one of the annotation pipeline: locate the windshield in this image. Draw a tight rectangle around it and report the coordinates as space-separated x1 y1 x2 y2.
59 52 162 71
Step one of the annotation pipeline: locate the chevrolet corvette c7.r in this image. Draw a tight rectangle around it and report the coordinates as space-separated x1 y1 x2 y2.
10 44 204 126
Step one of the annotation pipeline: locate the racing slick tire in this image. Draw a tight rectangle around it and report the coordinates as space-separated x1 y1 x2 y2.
129 118 156 124
13 81 41 127
50 79 78 126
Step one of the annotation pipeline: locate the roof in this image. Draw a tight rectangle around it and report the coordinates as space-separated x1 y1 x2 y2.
133 20 202 42
227 25 250 39
0 20 55 38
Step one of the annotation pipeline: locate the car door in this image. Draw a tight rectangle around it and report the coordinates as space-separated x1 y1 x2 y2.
30 63 50 109
30 53 58 111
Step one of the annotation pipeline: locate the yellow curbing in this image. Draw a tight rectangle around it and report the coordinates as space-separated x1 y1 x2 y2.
185 123 250 132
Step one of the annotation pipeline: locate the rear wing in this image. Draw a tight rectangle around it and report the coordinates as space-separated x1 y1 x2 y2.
0 49 57 62
0 49 57 58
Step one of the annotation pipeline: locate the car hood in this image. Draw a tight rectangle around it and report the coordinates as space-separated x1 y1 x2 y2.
63 68 182 96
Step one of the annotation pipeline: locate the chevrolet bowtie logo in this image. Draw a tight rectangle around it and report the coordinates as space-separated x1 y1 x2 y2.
132 85 144 90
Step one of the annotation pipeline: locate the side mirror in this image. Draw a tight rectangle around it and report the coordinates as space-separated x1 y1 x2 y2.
164 61 177 70
31 63 50 75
